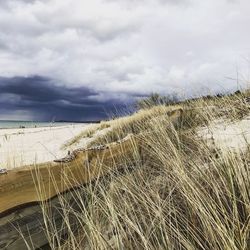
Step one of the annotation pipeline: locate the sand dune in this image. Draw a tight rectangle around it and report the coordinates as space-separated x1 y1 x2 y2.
198 116 250 152
1 113 249 171
0 124 92 169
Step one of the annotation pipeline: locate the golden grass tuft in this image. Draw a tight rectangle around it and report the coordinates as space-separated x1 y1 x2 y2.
28 91 250 249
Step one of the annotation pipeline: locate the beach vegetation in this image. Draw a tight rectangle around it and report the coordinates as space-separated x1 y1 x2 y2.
15 90 250 249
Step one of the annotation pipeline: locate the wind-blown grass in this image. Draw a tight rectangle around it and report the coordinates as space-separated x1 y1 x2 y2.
35 91 250 249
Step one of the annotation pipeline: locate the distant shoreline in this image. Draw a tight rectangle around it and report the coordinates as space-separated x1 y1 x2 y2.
0 120 95 130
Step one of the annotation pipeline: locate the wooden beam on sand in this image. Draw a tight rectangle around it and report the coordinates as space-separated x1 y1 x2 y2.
0 138 137 216
0 138 137 249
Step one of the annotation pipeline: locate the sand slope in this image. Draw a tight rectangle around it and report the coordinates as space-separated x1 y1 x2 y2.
0 124 92 169
198 116 250 152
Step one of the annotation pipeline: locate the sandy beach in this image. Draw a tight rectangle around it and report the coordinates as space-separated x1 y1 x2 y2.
1 115 249 170
0 124 93 169
198 116 250 152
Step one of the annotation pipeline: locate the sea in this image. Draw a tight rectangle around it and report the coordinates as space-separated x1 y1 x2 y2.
0 120 81 129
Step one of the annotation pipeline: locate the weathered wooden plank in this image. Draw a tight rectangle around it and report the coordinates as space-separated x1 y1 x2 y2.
0 190 86 249
0 138 135 215
0 139 137 249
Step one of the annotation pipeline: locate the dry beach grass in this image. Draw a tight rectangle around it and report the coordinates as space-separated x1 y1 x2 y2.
38 91 250 249
0 90 249 249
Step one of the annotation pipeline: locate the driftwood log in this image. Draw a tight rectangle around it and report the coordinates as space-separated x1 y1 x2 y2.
0 138 137 250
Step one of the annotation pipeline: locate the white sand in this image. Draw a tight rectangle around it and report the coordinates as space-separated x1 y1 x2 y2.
198 116 250 152
0 124 93 169
2 115 249 170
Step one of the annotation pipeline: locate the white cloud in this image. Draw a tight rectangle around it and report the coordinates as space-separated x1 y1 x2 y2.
0 0 249 101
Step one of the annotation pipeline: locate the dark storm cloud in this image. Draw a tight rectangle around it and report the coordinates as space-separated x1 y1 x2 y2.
0 76 97 103
0 76 126 121
0 0 249 113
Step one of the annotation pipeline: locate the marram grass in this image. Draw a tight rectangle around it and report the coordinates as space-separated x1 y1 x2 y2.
34 92 250 249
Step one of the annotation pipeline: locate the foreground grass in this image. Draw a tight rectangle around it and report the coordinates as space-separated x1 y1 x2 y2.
39 91 250 250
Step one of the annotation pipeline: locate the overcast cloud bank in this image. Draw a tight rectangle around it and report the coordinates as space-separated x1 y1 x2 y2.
0 0 249 120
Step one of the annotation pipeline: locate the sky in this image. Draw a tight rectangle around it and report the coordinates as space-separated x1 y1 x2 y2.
0 0 249 121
